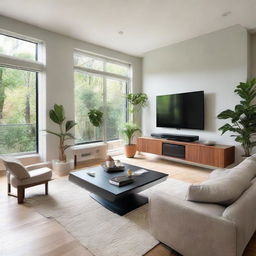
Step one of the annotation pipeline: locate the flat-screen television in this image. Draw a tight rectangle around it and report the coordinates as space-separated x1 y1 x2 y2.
156 91 204 130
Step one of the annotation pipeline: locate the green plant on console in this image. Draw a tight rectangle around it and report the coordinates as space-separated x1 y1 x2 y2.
217 78 256 157
121 123 141 145
45 104 77 162
88 108 103 127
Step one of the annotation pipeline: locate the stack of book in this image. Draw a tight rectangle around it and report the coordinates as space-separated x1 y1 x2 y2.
109 176 134 187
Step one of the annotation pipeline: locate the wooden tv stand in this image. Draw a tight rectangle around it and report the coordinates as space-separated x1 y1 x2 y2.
137 137 235 168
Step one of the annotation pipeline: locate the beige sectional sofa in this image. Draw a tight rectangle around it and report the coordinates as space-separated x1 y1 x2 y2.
149 155 256 256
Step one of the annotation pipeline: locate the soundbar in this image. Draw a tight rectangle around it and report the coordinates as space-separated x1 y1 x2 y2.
151 133 199 142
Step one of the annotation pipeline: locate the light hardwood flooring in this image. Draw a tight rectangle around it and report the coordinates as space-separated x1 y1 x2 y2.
1 154 256 256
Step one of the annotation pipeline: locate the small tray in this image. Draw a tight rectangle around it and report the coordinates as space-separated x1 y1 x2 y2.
101 162 125 173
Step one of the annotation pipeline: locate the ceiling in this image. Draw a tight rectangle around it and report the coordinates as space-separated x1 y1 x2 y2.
0 0 255 56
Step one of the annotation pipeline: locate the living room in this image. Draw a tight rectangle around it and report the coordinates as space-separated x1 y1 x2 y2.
1 1 256 256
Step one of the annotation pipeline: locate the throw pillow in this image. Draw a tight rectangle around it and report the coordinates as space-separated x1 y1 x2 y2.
187 173 251 206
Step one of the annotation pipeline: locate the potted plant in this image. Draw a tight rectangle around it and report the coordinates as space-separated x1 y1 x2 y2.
126 93 148 121
46 104 77 175
121 123 141 158
217 78 256 157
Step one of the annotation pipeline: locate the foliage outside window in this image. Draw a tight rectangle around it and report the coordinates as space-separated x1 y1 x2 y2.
0 33 39 154
0 34 37 61
74 52 130 144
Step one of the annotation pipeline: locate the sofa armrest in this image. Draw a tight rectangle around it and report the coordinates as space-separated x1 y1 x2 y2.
150 191 237 256
223 182 256 256
26 162 51 171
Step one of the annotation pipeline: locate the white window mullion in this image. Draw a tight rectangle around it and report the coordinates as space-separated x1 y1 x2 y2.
74 65 129 82
0 54 44 72
103 60 107 143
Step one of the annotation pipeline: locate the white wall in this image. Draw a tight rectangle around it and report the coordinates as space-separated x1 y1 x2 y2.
251 33 256 78
0 15 142 161
143 25 249 162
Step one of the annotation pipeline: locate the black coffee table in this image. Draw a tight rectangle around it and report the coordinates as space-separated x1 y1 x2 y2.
69 163 168 215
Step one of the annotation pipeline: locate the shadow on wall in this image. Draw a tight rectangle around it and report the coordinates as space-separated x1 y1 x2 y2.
204 93 216 132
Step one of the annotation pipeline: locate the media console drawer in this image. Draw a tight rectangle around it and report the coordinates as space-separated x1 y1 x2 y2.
162 143 185 159
137 137 235 168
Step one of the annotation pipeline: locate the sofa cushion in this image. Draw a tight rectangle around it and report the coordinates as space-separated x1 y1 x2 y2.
149 178 226 217
208 168 229 180
208 157 256 182
231 158 256 180
187 173 251 206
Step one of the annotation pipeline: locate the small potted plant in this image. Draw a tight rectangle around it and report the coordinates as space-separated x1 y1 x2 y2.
121 123 141 158
217 78 256 157
46 104 77 175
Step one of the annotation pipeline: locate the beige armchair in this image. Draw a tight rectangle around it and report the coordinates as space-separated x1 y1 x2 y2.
2 157 52 204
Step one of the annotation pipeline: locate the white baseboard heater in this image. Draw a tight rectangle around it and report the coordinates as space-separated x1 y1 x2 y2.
71 143 107 167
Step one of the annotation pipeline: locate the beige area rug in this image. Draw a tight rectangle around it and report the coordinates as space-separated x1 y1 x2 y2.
25 176 189 256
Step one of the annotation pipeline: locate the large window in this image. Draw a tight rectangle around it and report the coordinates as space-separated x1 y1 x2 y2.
74 52 130 144
0 33 40 155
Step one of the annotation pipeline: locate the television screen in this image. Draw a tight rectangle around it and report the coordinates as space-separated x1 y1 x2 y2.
156 91 204 130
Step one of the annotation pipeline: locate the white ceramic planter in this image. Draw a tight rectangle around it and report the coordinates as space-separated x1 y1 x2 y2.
52 159 74 176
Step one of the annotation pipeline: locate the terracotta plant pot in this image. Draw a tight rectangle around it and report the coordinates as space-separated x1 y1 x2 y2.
124 144 137 158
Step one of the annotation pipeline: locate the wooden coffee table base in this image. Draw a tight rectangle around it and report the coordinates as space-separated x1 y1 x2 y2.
90 193 148 216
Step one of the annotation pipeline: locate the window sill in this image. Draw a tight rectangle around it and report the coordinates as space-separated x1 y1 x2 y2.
0 152 39 158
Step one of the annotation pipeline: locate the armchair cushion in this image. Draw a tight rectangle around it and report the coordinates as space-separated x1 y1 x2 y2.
3 159 30 180
26 162 51 171
11 167 52 187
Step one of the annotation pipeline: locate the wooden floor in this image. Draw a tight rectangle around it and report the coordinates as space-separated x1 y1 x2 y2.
1 154 256 256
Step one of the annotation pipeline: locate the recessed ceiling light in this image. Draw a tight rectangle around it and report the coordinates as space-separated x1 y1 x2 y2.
222 11 232 17
118 31 124 35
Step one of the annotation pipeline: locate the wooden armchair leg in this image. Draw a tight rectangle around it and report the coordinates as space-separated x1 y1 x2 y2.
17 187 25 204
8 183 11 194
45 182 48 195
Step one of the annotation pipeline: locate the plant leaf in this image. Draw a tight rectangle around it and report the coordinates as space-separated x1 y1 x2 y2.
66 120 77 132
54 104 65 123
49 109 61 124
217 109 236 120
88 109 103 127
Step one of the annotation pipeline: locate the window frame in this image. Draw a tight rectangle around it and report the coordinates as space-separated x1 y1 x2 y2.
73 50 131 145
0 31 43 156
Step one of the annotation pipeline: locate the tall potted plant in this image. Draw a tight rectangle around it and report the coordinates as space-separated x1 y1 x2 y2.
121 93 148 158
217 79 256 157
121 123 141 158
46 104 77 174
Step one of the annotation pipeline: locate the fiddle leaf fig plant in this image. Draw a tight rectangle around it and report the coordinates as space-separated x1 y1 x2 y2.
88 109 103 127
217 78 256 157
46 104 77 162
